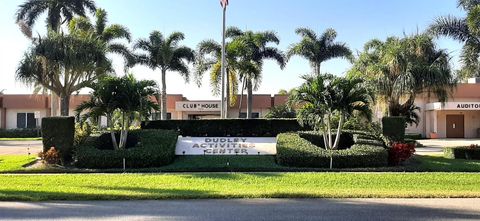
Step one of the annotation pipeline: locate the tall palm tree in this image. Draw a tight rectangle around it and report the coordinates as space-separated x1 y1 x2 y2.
429 0 480 79
287 28 353 76
350 34 456 125
195 38 240 107
16 0 96 32
228 28 286 118
69 8 133 65
16 32 111 116
132 31 195 120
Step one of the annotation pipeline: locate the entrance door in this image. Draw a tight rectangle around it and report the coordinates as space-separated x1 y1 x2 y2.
446 115 465 138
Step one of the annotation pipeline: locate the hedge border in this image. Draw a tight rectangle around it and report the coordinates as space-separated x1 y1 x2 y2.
75 129 178 169
444 147 480 160
276 132 388 168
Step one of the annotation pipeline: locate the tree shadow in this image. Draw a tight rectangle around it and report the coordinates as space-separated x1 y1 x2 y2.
0 198 479 220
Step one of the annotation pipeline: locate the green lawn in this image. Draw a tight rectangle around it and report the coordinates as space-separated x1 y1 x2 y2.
407 155 480 172
0 156 37 172
0 137 42 141
0 172 479 201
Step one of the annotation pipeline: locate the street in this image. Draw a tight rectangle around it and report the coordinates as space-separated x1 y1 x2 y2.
0 198 479 221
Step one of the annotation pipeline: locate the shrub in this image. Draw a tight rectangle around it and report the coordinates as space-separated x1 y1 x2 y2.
405 133 423 140
276 133 388 168
298 131 354 150
75 129 178 169
41 117 75 163
96 132 139 150
74 123 92 147
0 128 40 138
265 105 296 119
444 146 480 160
388 142 416 165
142 119 306 137
38 147 61 165
382 116 406 142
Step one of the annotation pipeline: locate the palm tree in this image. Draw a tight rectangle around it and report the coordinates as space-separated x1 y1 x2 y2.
76 74 157 149
228 28 286 118
287 28 353 76
69 8 133 65
195 37 240 107
15 0 96 32
16 32 111 116
429 0 480 79
290 74 373 168
132 31 195 120
350 34 456 125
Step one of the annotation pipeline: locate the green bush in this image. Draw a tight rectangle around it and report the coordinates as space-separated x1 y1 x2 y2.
142 119 306 137
444 147 480 160
276 133 388 168
0 128 40 138
96 132 139 150
75 129 178 169
298 131 354 150
382 116 406 142
405 133 423 140
41 117 75 163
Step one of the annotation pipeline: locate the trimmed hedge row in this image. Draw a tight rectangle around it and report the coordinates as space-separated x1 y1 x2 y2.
382 116 406 141
444 147 480 160
75 129 178 169
298 131 354 150
141 119 306 137
276 133 388 168
0 128 41 138
42 117 75 163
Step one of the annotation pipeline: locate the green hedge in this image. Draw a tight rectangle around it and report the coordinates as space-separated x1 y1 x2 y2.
444 147 480 160
142 119 306 137
298 131 355 150
382 117 406 141
405 133 423 140
75 129 178 169
41 117 75 163
0 128 41 138
276 133 388 168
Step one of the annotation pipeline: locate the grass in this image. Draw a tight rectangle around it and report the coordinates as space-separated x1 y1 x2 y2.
0 156 37 172
157 156 285 172
0 137 42 141
0 172 479 201
407 155 480 172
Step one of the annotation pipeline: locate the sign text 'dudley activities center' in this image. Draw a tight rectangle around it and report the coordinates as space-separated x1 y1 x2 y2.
176 137 277 155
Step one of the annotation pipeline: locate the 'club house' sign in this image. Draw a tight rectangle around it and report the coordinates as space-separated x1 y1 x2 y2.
175 101 221 112
176 137 277 155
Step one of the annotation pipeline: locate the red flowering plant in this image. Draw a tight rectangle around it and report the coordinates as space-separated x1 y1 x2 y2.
388 142 416 166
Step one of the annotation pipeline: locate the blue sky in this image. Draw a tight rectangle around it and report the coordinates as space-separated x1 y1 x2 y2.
0 0 465 99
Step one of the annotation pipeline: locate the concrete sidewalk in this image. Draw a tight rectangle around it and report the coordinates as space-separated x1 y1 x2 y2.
0 198 479 221
415 139 480 155
0 140 42 155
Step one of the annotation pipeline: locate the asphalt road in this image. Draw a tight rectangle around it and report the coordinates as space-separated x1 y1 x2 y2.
0 198 479 221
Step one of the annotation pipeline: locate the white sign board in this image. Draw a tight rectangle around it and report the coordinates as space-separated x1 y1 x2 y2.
34 111 41 119
427 102 480 110
176 137 277 155
175 101 221 112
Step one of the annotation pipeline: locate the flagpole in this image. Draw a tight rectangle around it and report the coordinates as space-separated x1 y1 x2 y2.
220 4 227 119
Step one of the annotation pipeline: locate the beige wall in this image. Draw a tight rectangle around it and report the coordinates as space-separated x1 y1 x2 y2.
435 110 480 138
5 109 48 129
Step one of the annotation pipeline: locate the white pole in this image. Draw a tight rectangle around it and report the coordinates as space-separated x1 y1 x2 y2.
220 6 227 119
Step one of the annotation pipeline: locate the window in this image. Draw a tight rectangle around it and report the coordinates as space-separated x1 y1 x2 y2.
239 112 260 119
151 112 171 120
17 113 36 128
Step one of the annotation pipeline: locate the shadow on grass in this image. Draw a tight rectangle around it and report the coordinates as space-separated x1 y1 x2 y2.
406 155 480 172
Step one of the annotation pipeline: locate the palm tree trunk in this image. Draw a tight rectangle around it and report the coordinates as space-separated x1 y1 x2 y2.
326 113 332 149
107 114 119 150
238 78 246 118
333 114 345 149
60 94 70 116
161 68 167 120
246 79 253 119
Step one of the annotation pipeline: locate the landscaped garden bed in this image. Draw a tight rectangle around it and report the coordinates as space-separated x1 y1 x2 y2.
444 145 480 160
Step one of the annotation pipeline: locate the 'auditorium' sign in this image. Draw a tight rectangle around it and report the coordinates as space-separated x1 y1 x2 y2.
175 137 277 155
175 101 221 112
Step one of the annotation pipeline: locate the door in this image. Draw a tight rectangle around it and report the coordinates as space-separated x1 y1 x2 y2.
446 115 465 138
